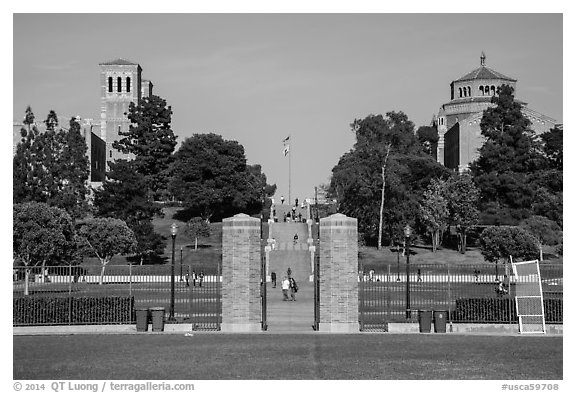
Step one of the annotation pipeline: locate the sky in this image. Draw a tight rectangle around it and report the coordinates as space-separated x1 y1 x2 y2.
11 12 563 203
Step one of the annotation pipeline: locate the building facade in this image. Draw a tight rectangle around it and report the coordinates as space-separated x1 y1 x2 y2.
436 53 557 172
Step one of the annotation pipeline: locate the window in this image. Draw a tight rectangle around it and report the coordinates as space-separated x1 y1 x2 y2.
126 77 131 92
458 87 462 98
109 150 112 158
491 85 496 95
479 86 484 95
117 77 122 92
467 86 471 96
108 77 113 92
118 126 121 135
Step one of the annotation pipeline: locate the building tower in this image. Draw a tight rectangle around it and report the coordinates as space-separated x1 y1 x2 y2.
436 52 556 172
99 58 143 163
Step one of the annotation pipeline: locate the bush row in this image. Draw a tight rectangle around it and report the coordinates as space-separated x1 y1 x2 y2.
453 298 562 323
14 296 134 325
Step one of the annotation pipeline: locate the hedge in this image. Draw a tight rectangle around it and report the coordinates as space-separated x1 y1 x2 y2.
453 298 562 323
13 296 134 326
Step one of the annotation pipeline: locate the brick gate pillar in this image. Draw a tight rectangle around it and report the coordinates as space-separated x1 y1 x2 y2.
319 213 359 332
221 213 262 332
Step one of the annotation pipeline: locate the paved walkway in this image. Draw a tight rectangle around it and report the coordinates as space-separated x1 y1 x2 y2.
265 282 314 333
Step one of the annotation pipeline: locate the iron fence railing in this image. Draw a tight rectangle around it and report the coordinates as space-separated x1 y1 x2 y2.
358 263 562 329
13 265 222 328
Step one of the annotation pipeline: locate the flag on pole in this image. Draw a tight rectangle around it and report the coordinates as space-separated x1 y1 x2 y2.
283 144 290 156
283 136 290 143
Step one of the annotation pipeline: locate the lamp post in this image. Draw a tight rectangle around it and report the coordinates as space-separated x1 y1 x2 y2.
404 225 412 319
396 242 401 282
169 223 178 321
179 246 183 282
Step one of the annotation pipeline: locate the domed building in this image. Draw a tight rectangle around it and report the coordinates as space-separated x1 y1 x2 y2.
436 52 558 172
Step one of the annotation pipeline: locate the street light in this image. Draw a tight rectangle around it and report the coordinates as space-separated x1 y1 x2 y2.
396 242 401 282
169 223 178 321
180 246 183 282
404 224 412 319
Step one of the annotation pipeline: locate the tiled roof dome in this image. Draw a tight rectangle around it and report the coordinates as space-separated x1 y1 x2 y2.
99 58 139 66
455 52 516 82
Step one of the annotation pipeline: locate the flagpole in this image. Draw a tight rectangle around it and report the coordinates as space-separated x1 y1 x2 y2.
288 138 291 205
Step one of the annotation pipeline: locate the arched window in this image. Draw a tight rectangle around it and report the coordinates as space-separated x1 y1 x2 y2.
459 87 462 98
467 86 471 96
491 85 496 95
118 126 121 135
126 77 131 93
117 77 122 92
479 86 484 95
108 77 113 92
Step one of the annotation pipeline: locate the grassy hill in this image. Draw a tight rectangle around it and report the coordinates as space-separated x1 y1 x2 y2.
81 207 562 272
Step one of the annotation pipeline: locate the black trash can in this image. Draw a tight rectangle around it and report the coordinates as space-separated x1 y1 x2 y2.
135 308 149 332
433 310 448 333
150 307 165 332
418 310 433 333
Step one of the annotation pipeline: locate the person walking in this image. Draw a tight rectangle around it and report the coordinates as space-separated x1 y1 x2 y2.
289 276 298 301
281 195 285 204
191 270 197 286
198 271 205 287
287 267 292 278
281 276 290 301
271 271 277 288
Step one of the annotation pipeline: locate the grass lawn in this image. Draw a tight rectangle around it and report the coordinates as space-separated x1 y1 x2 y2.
13 334 562 380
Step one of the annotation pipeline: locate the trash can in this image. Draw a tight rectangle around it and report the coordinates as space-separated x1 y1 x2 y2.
433 310 448 333
135 308 149 332
418 310 433 333
150 307 165 332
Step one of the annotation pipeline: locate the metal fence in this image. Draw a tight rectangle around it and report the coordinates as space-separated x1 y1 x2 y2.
358 263 563 330
13 265 222 329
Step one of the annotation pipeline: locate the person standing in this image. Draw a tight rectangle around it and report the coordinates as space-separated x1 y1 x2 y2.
281 195 285 204
281 276 290 301
199 271 205 287
271 271 277 288
289 277 298 301
191 270 197 286
287 267 292 278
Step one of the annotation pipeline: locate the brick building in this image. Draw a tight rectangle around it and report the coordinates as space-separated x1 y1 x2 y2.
436 52 558 172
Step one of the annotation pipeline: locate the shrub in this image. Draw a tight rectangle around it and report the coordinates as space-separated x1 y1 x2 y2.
13 296 134 326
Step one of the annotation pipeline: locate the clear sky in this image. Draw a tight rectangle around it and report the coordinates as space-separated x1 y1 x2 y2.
12 13 563 203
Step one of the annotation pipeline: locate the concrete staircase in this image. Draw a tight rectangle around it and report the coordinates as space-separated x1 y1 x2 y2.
265 282 314 332
268 222 311 283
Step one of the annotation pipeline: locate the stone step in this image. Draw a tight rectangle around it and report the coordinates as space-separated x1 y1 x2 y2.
265 283 315 332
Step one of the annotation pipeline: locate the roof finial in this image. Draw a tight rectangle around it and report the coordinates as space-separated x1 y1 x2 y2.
480 51 486 66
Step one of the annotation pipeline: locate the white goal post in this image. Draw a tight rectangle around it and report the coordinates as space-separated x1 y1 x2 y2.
512 260 546 334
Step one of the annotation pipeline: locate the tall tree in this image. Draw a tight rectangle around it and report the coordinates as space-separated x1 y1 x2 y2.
470 85 549 224
13 202 75 295
94 159 165 262
329 112 449 246
169 133 276 222
112 95 177 199
419 178 449 252
185 217 212 250
445 173 480 253
76 218 137 284
416 125 439 158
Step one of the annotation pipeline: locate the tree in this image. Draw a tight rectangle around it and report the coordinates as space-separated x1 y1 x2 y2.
519 216 562 261
329 112 450 246
419 178 449 252
470 85 549 224
185 217 212 250
169 133 276 222
479 226 539 280
540 126 562 170
76 218 137 284
13 202 75 295
13 109 90 219
416 125 439 157
94 159 165 261
113 95 177 199
445 173 480 253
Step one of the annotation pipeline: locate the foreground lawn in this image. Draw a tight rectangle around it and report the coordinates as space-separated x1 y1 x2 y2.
13 334 562 380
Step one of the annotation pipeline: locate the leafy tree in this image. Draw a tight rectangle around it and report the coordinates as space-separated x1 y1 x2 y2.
479 226 539 280
13 202 75 295
445 173 480 253
113 95 177 199
418 178 448 252
470 85 549 224
540 126 562 170
13 109 90 219
329 112 450 246
416 125 438 157
94 159 165 261
169 133 276 221
76 217 137 284
519 215 562 261
185 217 211 250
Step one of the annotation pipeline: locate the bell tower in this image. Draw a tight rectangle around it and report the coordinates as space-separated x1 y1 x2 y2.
99 58 142 164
